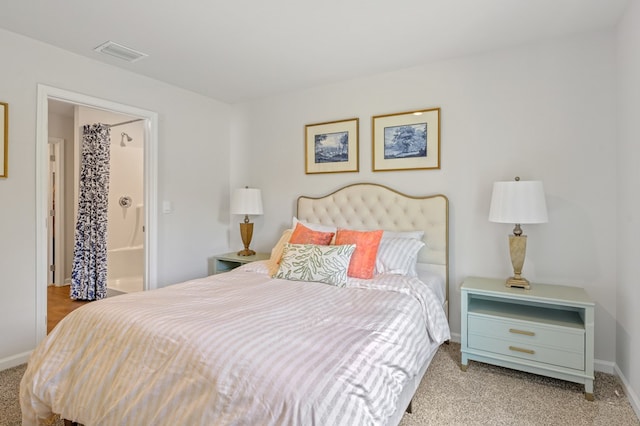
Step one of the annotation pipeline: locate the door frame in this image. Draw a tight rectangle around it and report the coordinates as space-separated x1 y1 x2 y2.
36 84 159 342
47 137 65 287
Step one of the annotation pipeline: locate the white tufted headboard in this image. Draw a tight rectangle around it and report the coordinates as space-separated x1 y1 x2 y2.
297 183 449 307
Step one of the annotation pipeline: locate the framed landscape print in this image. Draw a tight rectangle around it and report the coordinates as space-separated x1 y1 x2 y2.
305 118 359 174
372 107 440 172
0 102 7 178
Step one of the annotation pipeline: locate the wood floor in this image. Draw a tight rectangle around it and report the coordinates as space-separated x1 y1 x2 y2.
47 285 91 333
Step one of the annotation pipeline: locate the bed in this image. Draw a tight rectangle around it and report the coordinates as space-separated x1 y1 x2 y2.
20 183 450 426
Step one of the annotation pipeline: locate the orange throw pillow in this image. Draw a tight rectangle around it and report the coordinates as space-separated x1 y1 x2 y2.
335 229 383 279
289 222 335 245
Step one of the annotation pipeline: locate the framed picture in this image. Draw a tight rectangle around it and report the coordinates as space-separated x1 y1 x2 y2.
372 107 440 172
305 118 359 174
0 102 7 178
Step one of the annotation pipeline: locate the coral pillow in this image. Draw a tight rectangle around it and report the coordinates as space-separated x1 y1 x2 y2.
335 229 383 279
289 222 335 245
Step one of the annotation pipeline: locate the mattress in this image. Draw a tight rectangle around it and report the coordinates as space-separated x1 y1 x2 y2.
21 261 450 425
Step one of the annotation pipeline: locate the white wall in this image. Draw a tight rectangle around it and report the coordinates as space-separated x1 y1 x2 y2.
0 28 232 369
616 0 640 413
233 31 618 364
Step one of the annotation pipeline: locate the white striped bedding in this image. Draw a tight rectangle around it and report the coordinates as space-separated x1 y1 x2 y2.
20 261 450 426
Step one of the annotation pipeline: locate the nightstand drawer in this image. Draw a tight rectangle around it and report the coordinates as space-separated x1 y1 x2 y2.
468 333 585 370
468 314 584 353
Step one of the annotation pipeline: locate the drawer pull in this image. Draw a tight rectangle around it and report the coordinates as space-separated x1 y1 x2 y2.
509 345 535 355
509 328 535 336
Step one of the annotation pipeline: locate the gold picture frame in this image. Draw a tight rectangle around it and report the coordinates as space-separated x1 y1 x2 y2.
372 107 440 172
0 102 7 178
305 118 359 174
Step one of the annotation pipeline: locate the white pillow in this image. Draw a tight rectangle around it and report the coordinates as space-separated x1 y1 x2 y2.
292 217 337 234
274 243 356 287
375 237 425 276
382 230 424 240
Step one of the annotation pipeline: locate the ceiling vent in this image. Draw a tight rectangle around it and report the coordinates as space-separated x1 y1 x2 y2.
93 41 148 63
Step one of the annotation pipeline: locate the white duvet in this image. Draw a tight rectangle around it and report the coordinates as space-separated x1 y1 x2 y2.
21 261 450 425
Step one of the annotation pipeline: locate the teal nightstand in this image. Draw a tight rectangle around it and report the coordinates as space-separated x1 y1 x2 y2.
460 276 595 400
211 252 270 275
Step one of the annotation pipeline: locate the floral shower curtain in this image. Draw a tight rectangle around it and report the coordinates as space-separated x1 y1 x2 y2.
70 123 111 300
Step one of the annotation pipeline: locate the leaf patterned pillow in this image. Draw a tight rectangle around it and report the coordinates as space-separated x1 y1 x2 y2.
274 243 356 287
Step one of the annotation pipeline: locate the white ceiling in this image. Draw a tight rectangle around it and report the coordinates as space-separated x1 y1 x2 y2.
0 0 630 104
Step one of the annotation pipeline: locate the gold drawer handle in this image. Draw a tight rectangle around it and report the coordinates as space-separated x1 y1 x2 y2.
509 328 535 336
509 345 535 355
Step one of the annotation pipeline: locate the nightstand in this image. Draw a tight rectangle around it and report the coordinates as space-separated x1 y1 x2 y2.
460 276 595 400
212 251 270 274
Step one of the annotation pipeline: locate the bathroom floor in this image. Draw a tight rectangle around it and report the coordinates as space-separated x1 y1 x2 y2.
47 285 126 333
47 285 90 333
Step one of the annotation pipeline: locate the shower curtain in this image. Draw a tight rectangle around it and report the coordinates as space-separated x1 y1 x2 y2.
70 123 111 300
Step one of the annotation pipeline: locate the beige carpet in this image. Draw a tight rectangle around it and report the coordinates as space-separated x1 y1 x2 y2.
400 343 639 425
2 343 638 425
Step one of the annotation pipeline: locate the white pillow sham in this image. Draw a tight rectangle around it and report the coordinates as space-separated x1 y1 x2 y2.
382 230 424 241
375 237 425 276
274 243 356 287
292 217 337 234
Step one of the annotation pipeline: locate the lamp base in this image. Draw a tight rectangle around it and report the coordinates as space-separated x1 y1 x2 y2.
238 222 255 257
507 234 530 289
237 249 256 256
505 276 530 290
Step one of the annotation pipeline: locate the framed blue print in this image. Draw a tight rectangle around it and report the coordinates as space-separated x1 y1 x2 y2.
305 118 359 174
372 108 440 171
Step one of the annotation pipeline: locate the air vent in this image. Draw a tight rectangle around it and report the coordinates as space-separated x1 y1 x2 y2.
93 41 148 63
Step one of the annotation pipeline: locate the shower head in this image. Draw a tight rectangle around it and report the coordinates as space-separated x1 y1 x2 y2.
120 132 133 146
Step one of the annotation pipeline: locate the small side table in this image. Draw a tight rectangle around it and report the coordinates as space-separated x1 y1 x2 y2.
211 251 270 275
460 276 595 400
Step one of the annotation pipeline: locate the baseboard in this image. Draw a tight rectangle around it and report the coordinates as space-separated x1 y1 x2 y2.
0 351 31 371
595 359 616 374
615 364 640 420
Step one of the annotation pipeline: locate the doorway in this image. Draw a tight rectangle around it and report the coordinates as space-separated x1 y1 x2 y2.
36 84 158 342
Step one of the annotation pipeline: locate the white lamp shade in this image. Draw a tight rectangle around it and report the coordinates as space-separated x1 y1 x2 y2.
489 180 548 224
231 188 263 216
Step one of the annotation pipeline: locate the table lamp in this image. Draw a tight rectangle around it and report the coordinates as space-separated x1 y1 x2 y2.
231 186 263 256
489 177 548 289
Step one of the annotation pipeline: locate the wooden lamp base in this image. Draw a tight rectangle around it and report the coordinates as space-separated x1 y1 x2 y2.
237 221 255 256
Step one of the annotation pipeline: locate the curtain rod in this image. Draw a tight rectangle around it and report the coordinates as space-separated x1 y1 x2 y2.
108 118 144 128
